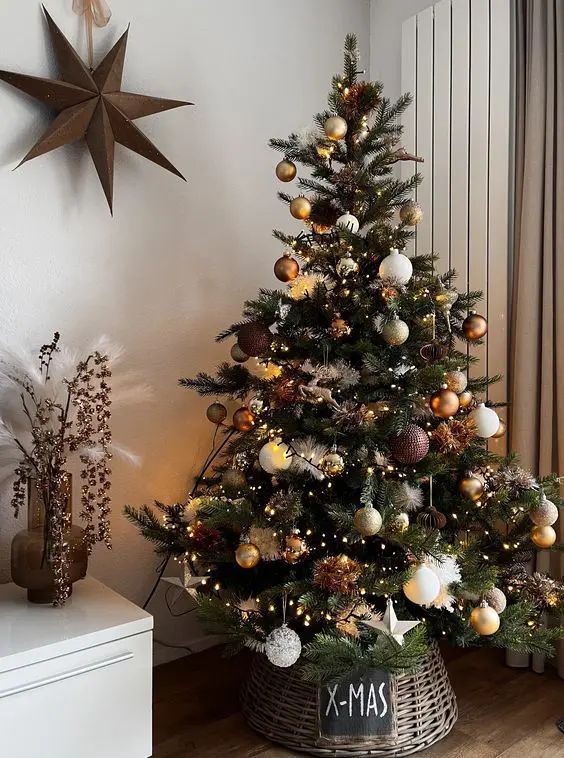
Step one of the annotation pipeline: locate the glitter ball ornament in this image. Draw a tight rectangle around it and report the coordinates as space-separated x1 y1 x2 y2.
458 389 473 408
530 495 559 526
403 565 441 605
274 254 300 282
275 159 297 182
469 403 500 438
206 402 227 425
463 312 488 341
382 317 409 346
329 316 351 339
445 370 468 394
531 525 557 548
458 473 484 502
399 200 423 225
222 468 247 490
389 424 430 464
265 624 302 667
230 343 249 363
233 406 255 432
336 212 360 233
320 449 345 476
237 322 273 357
324 115 348 140
470 602 500 635
290 196 312 220
353 505 383 536
483 587 507 614
491 418 506 438
235 542 261 569
258 439 292 474
284 531 308 564
378 248 413 284
430 385 460 418
336 255 359 277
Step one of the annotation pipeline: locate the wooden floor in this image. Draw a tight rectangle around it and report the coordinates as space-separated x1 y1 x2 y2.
153 645 564 757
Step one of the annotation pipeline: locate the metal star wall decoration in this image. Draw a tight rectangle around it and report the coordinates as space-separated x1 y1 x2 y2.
0 6 191 213
361 598 420 646
163 563 207 601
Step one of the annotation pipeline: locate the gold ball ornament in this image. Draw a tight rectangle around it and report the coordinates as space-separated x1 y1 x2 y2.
470 602 500 636
232 407 255 432
381 317 409 346
235 542 261 569
274 254 300 282
491 419 506 439
324 115 348 141
444 370 468 394
275 159 297 182
399 200 423 226
458 389 473 408
320 450 345 477
530 495 559 526
222 468 247 490
531 524 557 548
290 196 312 220
430 385 460 418
353 506 383 536
463 312 488 341
230 343 249 363
329 316 351 339
458 473 484 502
206 402 227 425
284 531 308 564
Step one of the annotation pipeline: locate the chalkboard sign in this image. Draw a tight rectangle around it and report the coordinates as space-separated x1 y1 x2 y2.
318 669 397 745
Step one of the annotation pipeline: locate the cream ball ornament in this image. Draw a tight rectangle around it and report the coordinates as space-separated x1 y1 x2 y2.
403 565 441 606
258 439 292 474
470 601 500 636
353 505 383 536
530 494 559 526
324 115 348 140
265 624 302 668
336 212 360 233
483 587 507 614
381 317 409 346
531 524 557 548
469 403 500 438
378 248 413 284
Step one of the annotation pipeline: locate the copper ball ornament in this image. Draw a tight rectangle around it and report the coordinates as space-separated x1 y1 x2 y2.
230 343 249 363
444 370 467 394
491 419 506 439
463 312 488 341
274 254 300 282
458 389 473 408
237 322 273 357
458 473 484 502
389 424 430 465
232 406 255 432
329 317 351 339
430 386 460 418
206 402 227 425
235 542 261 569
531 524 557 548
470 602 500 636
399 200 423 226
290 196 312 220
324 115 348 140
275 159 297 182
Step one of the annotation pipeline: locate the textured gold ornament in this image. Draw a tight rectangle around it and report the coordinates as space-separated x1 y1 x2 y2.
232 407 255 432
222 468 247 490
353 506 383 536
230 343 249 363
463 312 488 341
381 317 409 346
470 602 500 635
444 370 467 394
430 386 460 418
235 542 261 568
399 200 423 225
324 115 348 140
531 525 557 548
275 159 297 182
314 554 360 594
290 196 312 220
491 419 506 438
206 402 227 425
274 255 300 282
329 316 351 339
458 473 484 502
458 389 473 408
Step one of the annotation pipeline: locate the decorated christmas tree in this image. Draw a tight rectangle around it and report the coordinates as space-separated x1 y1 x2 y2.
128 36 563 683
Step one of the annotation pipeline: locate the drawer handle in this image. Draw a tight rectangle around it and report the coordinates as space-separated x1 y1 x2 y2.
0 652 134 699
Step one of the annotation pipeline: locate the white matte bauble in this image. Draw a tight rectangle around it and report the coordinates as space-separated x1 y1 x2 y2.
336 255 359 277
259 439 292 474
353 506 383 536
468 403 500 438
403 565 441 606
530 495 559 526
470 603 500 636
378 249 413 284
265 624 302 667
336 212 360 234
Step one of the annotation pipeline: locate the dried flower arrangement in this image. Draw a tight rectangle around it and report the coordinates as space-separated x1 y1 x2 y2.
0 332 149 605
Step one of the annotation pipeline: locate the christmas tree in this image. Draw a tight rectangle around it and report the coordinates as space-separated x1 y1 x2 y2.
128 36 563 681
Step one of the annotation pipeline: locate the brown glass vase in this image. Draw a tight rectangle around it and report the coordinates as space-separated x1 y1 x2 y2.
11 475 88 604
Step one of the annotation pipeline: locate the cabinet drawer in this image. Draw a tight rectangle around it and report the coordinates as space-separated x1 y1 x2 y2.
0 630 152 758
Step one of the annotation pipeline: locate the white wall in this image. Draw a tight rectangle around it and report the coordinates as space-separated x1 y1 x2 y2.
0 0 370 662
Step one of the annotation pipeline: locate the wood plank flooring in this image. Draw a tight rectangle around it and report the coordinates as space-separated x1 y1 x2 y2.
153 645 563 757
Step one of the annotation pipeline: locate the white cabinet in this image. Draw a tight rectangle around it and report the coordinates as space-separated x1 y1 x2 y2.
0 577 153 758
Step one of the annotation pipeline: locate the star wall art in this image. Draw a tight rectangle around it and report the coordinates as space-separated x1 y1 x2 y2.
0 6 191 213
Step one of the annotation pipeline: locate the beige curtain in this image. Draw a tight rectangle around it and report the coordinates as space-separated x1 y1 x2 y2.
510 0 564 677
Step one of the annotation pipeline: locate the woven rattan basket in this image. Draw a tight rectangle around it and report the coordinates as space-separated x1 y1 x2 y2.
241 641 457 757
